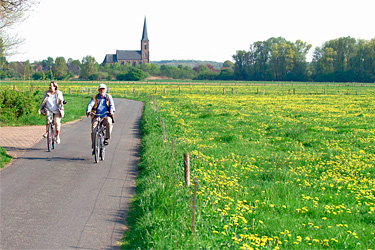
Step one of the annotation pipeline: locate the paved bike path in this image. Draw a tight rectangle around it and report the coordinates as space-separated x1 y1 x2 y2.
0 98 143 250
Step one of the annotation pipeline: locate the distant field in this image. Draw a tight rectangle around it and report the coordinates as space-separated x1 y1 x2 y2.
1 80 374 249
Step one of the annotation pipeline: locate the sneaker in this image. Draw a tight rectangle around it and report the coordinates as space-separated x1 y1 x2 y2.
104 139 109 146
43 132 48 138
56 137 60 144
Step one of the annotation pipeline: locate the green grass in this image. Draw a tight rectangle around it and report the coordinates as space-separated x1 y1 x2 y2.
0 147 12 168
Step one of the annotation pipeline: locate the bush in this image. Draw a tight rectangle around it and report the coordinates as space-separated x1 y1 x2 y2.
116 68 145 81
0 89 41 123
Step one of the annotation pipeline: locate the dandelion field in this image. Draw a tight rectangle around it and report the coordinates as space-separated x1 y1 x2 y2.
1 81 374 249
125 82 375 249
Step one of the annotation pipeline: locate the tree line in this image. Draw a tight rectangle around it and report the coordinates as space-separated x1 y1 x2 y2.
0 55 235 81
1 36 374 82
233 36 375 82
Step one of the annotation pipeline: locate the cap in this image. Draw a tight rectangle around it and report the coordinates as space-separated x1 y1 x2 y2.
98 84 107 90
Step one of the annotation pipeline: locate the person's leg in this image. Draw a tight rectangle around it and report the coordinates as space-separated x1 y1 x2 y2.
54 114 62 143
102 116 113 141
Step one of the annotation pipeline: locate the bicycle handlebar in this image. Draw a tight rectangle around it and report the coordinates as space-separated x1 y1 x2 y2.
89 111 110 117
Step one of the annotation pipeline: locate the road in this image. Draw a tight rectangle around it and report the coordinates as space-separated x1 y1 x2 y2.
0 98 143 250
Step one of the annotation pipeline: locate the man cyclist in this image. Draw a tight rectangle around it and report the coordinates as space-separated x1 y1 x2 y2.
86 84 115 154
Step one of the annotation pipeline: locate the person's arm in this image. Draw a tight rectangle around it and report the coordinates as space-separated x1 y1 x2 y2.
38 91 48 114
59 91 64 105
108 95 115 115
86 98 95 116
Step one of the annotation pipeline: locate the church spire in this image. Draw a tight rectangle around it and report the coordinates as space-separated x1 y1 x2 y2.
141 17 148 41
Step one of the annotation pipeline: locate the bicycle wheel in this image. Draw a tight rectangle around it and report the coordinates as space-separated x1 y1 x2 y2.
94 132 100 163
51 126 55 150
100 146 105 161
47 123 53 152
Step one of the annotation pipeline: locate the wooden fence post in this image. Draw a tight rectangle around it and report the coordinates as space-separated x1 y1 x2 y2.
184 153 190 187
191 178 197 236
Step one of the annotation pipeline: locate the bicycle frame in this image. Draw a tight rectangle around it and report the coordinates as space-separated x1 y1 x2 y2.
90 112 109 163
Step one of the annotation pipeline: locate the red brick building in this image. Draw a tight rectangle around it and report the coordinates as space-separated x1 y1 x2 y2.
102 17 149 66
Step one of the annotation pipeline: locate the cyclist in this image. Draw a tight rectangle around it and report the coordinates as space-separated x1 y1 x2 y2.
86 84 115 154
38 81 65 144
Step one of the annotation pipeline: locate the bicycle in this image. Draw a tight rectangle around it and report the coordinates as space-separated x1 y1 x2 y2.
90 111 109 163
44 100 66 152
45 107 55 152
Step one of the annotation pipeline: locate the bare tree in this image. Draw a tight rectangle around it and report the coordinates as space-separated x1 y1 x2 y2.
0 0 38 57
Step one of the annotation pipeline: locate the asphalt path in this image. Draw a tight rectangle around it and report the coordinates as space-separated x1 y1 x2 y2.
1 98 143 250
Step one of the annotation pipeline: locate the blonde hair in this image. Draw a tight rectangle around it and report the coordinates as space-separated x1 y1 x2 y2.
50 81 58 90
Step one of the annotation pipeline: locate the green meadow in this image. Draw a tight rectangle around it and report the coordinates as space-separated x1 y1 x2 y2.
1 81 374 249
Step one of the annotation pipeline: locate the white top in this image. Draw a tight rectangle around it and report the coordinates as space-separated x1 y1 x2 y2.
46 93 59 113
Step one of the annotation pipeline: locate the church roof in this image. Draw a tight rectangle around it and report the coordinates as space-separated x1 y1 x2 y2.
116 50 142 60
103 54 117 64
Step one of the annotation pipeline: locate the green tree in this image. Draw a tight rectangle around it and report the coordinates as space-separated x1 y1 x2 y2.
250 41 271 80
42 57 54 70
23 60 32 79
68 59 81 76
223 60 234 69
232 50 250 80
53 56 68 79
80 56 98 79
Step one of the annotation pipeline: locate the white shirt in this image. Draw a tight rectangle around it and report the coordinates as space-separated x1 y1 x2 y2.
46 93 59 113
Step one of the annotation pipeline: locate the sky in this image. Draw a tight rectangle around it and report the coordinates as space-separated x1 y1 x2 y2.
7 0 375 63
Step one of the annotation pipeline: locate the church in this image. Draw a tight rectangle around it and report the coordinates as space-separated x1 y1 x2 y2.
102 17 149 66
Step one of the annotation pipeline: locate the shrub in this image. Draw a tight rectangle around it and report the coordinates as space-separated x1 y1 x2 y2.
0 89 41 123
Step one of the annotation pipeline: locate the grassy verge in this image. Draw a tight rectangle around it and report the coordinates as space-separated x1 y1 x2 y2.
0 147 12 168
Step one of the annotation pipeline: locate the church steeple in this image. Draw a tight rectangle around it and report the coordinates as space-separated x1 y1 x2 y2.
141 17 149 41
141 16 149 63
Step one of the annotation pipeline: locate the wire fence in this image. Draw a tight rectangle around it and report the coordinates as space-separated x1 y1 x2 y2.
1 80 375 98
